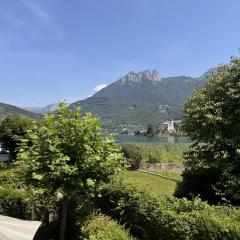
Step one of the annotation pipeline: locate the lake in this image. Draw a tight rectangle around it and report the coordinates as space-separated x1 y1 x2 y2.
115 134 191 144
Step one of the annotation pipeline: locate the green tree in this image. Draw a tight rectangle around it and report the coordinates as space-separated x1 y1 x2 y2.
0 116 33 160
121 143 143 169
146 123 154 136
17 103 122 240
175 57 240 204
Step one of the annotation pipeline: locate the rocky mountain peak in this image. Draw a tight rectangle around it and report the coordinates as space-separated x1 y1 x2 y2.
120 69 161 84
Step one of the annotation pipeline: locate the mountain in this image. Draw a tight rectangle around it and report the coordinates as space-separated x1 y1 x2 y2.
23 106 43 114
71 69 207 131
0 103 39 119
23 103 69 114
41 103 61 114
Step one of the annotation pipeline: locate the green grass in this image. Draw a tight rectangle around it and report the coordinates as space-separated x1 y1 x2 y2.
146 169 183 181
119 169 182 196
118 143 185 196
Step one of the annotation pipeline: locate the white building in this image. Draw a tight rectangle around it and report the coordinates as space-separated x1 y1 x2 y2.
162 120 182 132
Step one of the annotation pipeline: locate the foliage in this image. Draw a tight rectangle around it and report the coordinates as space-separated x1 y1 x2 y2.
175 167 222 203
96 180 240 240
0 162 31 220
81 214 134 240
146 151 160 163
0 164 22 188
17 103 122 240
121 143 143 168
0 116 33 160
121 142 189 165
146 123 160 136
17 103 122 197
0 187 30 219
179 57 240 204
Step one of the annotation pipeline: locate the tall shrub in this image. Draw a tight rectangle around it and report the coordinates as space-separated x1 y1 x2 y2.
17 103 122 240
176 57 240 204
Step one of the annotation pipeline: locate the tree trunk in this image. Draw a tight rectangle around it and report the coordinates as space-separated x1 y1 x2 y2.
59 195 68 240
31 202 35 221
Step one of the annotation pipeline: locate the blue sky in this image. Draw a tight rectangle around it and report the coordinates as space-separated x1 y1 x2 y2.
0 0 240 107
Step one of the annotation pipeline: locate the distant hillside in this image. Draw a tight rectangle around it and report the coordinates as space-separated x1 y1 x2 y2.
23 106 43 114
23 106 42 114
24 103 69 114
0 103 39 120
71 69 211 131
42 103 69 114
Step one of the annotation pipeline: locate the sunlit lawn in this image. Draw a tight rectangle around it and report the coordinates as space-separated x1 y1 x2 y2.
119 169 182 197
146 169 183 181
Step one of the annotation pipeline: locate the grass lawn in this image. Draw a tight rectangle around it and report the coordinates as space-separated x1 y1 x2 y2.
146 169 183 181
119 169 182 197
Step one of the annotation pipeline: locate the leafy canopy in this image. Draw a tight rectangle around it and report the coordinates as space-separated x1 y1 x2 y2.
177 57 240 204
0 116 33 159
17 103 122 196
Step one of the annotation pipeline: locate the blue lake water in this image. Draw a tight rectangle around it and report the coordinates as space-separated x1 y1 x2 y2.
115 134 191 144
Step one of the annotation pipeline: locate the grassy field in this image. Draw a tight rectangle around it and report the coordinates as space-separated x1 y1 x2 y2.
119 169 182 196
146 168 183 181
119 142 185 196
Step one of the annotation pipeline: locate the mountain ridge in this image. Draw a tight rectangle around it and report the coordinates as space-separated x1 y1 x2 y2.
0 103 39 120
1 68 216 130
71 69 210 131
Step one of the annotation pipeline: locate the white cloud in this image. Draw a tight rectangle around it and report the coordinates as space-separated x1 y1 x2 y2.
93 84 107 92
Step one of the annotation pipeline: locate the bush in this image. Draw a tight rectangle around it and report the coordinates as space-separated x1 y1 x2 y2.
181 58 240 204
146 151 160 163
0 166 22 188
0 187 30 219
81 214 134 240
121 144 143 168
96 181 240 240
174 167 223 204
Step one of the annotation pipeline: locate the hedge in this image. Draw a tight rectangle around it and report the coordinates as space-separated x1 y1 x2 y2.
0 187 30 219
96 181 240 240
81 214 135 240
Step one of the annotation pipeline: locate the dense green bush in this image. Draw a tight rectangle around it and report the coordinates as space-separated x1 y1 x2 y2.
0 165 22 188
96 181 240 240
0 187 30 219
0 163 29 219
121 143 144 168
180 58 240 204
146 151 160 163
81 214 134 240
0 116 33 160
175 167 223 204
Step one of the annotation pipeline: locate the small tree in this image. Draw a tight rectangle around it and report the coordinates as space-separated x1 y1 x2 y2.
146 124 154 136
17 103 122 240
121 143 143 169
0 116 33 160
175 57 240 204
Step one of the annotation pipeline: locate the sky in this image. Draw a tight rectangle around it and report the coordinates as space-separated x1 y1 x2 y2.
0 0 240 107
